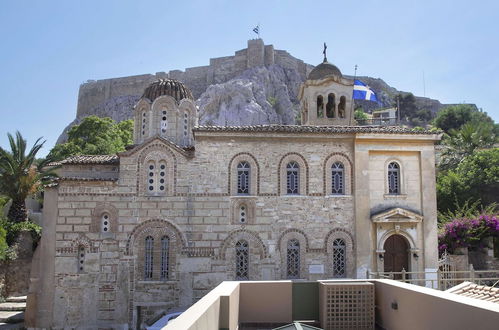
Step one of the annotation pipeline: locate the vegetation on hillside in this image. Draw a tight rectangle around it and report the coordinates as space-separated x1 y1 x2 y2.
48 116 133 161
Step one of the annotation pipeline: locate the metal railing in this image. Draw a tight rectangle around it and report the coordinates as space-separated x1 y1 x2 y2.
367 267 499 291
356 117 399 126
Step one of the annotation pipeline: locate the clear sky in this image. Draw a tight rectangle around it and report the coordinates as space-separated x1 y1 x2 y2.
1 0 498 157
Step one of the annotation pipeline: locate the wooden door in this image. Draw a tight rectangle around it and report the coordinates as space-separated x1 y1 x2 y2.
383 235 409 276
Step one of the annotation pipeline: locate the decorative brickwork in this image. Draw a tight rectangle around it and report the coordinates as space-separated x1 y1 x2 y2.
278 152 309 195
90 203 118 234
277 229 309 279
323 153 353 195
231 197 256 225
228 152 260 195
137 144 177 196
325 228 355 278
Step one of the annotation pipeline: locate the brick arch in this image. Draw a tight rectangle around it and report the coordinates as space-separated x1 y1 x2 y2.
72 234 93 252
137 143 177 196
125 218 187 256
323 152 353 195
277 228 310 252
228 152 260 195
218 229 267 260
90 203 118 233
324 228 355 252
278 152 309 195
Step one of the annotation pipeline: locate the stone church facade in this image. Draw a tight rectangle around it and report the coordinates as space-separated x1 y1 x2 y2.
27 59 441 329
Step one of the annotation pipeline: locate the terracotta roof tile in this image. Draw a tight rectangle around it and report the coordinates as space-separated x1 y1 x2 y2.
49 155 119 166
193 125 439 135
447 282 499 304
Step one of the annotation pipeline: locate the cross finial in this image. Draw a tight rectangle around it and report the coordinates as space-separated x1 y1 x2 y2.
323 42 327 62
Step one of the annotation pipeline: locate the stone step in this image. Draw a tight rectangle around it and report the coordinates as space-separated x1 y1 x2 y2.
0 303 25 312
0 311 24 324
5 297 26 304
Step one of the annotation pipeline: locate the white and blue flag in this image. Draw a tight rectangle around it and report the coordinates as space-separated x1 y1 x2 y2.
353 79 379 103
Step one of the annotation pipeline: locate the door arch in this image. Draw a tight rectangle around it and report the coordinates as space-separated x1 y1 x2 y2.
383 234 409 275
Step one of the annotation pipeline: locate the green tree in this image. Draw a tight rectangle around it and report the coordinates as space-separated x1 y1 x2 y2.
433 104 495 133
0 132 56 222
354 108 369 121
437 148 499 213
395 93 418 121
0 225 8 261
440 122 497 170
49 116 133 160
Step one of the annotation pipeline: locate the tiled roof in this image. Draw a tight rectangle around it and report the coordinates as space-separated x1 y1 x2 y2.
194 125 439 135
142 78 194 102
49 155 119 166
57 177 118 182
446 282 499 303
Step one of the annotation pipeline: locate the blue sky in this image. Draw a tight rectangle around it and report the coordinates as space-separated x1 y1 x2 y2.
0 0 498 157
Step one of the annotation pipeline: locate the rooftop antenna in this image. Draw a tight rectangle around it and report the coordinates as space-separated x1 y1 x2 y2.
423 70 426 97
323 42 328 62
349 64 358 125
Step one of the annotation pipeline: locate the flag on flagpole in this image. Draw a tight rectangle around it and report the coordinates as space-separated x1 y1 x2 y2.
353 79 379 103
253 25 259 36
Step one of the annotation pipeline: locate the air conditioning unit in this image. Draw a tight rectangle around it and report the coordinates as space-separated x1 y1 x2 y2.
319 282 374 330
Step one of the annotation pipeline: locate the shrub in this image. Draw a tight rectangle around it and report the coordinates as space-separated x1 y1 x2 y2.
0 225 8 261
0 217 42 248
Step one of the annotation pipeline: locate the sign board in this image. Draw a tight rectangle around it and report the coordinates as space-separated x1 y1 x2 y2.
309 264 324 274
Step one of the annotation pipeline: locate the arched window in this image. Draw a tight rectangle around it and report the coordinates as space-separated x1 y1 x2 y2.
332 238 346 278
147 161 155 193
144 236 154 280
160 236 169 280
317 95 324 118
78 246 85 273
286 239 300 279
331 162 344 195
239 204 247 224
237 162 250 195
286 162 300 195
146 160 167 194
326 93 336 118
141 111 147 137
338 96 346 118
160 110 168 136
158 161 166 192
183 111 189 139
235 240 249 280
388 162 400 194
101 213 110 233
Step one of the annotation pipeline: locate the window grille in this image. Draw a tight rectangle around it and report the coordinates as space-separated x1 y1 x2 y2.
160 236 169 280
158 162 166 192
142 111 146 136
237 162 250 195
183 112 188 137
101 213 110 233
286 162 299 194
239 205 247 223
144 236 154 280
388 162 400 194
286 239 300 279
235 240 249 280
161 110 167 135
331 162 344 194
148 162 155 192
78 246 85 272
333 238 346 278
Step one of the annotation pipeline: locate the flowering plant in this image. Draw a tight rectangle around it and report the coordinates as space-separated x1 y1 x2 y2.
438 214 499 254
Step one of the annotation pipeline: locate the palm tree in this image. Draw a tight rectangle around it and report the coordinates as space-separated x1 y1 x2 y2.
0 131 56 222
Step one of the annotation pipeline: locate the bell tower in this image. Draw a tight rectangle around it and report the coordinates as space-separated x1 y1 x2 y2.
298 46 354 126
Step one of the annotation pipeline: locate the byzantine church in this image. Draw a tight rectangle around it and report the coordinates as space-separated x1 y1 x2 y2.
28 55 441 329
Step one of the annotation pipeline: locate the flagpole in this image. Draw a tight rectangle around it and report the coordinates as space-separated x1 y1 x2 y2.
349 64 358 125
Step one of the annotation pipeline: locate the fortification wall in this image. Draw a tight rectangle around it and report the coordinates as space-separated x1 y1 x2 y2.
75 39 312 119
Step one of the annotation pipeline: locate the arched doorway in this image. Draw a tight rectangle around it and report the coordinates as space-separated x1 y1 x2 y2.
383 234 409 276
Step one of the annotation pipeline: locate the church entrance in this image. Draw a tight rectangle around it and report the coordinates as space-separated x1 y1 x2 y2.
383 234 409 278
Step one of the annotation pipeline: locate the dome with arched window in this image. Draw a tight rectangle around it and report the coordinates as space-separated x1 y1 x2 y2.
308 60 343 80
142 78 194 103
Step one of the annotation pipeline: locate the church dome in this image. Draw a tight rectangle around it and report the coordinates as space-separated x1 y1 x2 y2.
142 78 194 103
308 60 342 80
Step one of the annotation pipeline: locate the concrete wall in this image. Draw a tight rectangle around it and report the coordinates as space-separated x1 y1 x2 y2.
374 279 499 330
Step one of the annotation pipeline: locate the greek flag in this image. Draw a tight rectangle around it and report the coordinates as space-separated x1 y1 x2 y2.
253 25 259 35
353 79 379 102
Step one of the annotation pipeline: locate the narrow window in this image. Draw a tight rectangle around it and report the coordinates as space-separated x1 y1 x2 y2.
78 246 85 272
101 213 110 233
239 204 247 223
388 162 400 194
147 161 155 192
286 162 299 195
142 111 147 136
317 95 324 118
144 236 154 280
331 162 344 195
183 111 189 138
237 162 250 195
326 93 335 118
332 238 346 278
158 161 166 193
161 110 168 135
160 236 169 280
338 96 346 118
235 240 249 280
286 239 300 279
